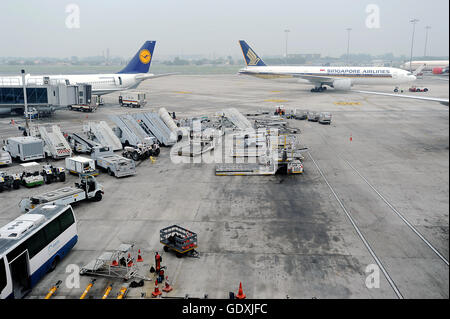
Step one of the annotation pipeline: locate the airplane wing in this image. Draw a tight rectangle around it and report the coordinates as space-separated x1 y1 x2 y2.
135 73 178 80
355 90 449 106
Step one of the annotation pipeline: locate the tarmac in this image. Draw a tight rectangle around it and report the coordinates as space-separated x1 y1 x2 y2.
0 74 448 299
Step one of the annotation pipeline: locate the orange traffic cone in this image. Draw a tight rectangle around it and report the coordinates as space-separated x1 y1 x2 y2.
162 276 173 293
236 282 246 299
152 280 162 298
111 258 118 266
127 253 133 267
137 249 143 262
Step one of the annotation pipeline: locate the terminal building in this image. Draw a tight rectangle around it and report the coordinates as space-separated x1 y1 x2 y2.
0 76 92 115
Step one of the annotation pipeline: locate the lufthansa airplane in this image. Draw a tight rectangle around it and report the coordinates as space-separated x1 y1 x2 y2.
238 40 417 92
0 41 166 98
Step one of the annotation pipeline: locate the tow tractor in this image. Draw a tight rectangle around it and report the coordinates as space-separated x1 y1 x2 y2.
19 174 104 213
122 143 160 161
0 171 21 192
41 164 66 184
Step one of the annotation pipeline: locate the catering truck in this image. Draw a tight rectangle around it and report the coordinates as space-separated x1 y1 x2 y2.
3 137 45 162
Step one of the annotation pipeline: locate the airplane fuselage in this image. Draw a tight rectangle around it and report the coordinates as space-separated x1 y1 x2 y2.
239 66 416 87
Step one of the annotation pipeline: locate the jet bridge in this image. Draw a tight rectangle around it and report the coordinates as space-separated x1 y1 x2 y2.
133 112 176 146
83 121 123 151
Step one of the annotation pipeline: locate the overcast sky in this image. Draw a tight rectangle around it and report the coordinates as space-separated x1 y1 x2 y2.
0 0 448 59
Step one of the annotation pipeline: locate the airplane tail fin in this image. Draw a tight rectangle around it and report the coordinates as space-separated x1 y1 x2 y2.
118 41 156 74
239 40 266 66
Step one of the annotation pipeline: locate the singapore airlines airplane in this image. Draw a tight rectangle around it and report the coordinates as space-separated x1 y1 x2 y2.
0 41 171 114
238 40 417 92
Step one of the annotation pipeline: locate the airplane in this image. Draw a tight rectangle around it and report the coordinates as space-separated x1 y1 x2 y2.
0 41 171 114
238 40 417 92
401 60 449 74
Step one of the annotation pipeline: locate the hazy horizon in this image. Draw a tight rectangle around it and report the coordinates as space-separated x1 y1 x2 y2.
0 0 448 60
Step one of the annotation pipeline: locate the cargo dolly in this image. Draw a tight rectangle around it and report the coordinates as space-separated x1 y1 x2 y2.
160 225 199 258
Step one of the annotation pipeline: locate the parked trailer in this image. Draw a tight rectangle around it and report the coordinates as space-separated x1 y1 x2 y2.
133 112 176 146
110 114 156 148
160 225 199 258
90 146 136 178
67 132 102 154
83 121 123 151
118 91 146 108
65 156 97 176
3 136 45 162
30 125 72 159
19 175 104 213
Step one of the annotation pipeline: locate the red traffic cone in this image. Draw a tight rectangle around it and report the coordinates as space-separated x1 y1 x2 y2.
137 249 143 262
111 258 118 266
236 282 246 299
162 276 173 293
350 134 353 142
152 280 162 298
127 253 133 267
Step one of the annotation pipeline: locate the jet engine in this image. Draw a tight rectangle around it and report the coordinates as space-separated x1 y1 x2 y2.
332 78 352 90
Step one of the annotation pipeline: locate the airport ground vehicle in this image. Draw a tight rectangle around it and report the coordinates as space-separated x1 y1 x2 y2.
294 110 308 120
122 143 160 161
0 172 21 192
41 164 66 184
19 175 103 213
318 112 332 124
118 91 146 108
307 112 320 122
65 156 97 176
66 132 102 154
20 163 44 188
409 86 429 92
160 225 198 258
0 205 77 299
90 146 136 177
68 104 97 112
0 151 12 166
3 137 45 162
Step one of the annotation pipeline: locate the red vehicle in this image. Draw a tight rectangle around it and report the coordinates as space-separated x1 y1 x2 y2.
409 86 429 92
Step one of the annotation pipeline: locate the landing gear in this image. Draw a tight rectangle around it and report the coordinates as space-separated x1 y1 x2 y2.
311 86 327 93
393 87 403 93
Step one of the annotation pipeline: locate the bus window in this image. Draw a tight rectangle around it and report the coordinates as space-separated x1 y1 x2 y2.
44 218 61 244
58 208 75 232
0 258 6 293
25 229 46 259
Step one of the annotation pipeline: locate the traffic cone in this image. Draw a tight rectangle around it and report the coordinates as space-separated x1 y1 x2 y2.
127 253 133 267
152 280 162 298
350 134 353 142
236 282 246 299
111 258 119 266
137 249 143 262
163 276 173 293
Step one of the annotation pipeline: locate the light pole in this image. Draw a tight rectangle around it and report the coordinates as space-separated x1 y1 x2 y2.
409 18 419 73
284 29 290 58
21 69 29 133
424 25 431 57
346 28 352 65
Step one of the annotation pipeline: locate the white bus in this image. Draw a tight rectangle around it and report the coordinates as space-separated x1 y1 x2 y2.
0 204 78 299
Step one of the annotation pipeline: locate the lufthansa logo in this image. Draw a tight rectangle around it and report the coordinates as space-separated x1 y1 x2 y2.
139 49 151 64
